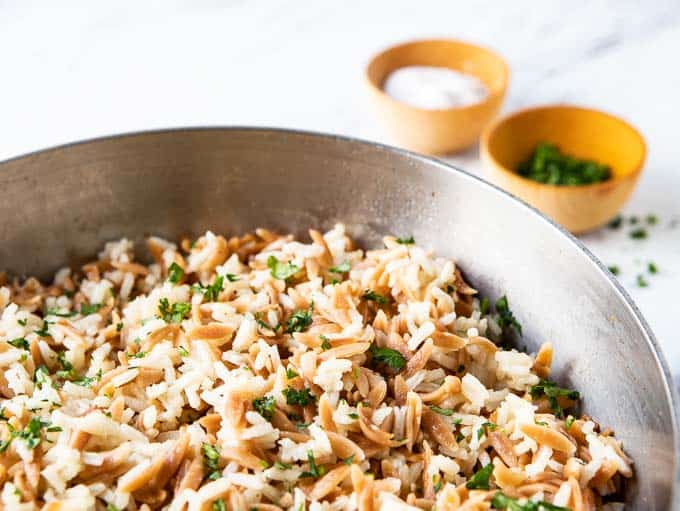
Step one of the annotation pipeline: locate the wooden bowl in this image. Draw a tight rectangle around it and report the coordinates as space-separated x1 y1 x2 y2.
365 39 508 155
481 105 646 234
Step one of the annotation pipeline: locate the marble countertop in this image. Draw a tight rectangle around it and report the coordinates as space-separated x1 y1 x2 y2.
1 1 678 376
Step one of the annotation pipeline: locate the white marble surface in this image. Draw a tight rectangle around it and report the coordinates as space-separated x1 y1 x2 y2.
1 1 679 374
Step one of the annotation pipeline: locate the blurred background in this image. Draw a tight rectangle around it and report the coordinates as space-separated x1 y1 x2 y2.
1 0 678 373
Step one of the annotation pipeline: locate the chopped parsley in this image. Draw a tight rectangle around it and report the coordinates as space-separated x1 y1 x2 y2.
648 262 658 274
192 275 224 302
252 396 276 421
396 236 415 245
369 345 406 372
116 322 123 332
630 228 647 239
329 261 350 274
267 255 300 281
433 474 443 493
46 308 76 318
636 274 648 288
348 412 359 420
284 303 314 334
7 337 29 350
320 335 331 350
465 463 493 490
607 265 620 275
106 505 121 511
491 491 570 510
480 297 490 315
362 289 389 305
80 302 102 315
607 215 623 229
56 352 75 379
646 214 658 225
34 320 51 337
34 366 50 388
158 298 191 323
0 416 56 452
127 351 147 359
282 387 315 406
300 450 326 478
211 499 226 511
167 262 185 283
72 369 103 387
429 405 454 416
274 461 292 470
17 319 27 326
530 379 580 418
518 142 610 186
343 454 355 465
495 295 522 336
254 312 280 332
202 442 221 480
565 415 575 430
178 346 189 357
286 367 298 379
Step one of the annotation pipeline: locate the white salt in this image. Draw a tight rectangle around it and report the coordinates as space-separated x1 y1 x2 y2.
383 66 488 110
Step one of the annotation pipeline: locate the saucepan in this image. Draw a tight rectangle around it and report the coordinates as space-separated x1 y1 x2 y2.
0 128 677 509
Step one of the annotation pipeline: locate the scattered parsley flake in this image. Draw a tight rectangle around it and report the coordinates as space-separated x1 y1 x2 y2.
286 367 298 379
274 461 292 470
167 262 184 284
300 450 326 479
630 228 647 239
369 345 406 372
17 319 27 326
637 274 648 288
607 265 620 275
362 289 389 305
252 396 276 421
127 351 147 359
466 463 493 490
116 322 123 332
46 308 76 318
480 297 490 315
202 442 221 480
648 262 658 274
34 320 51 337
495 295 522 336
80 302 102 315
320 335 331 350
158 298 191 323
284 303 314 334
646 214 659 225
178 346 189 357
329 261 350 274
395 236 415 245
491 491 571 510
433 474 443 493
429 405 454 416
607 215 623 229
7 338 29 350
282 387 315 406
212 498 226 511
343 454 355 465
106 505 121 511
565 415 575 430
267 255 300 281
530 379 580 418
348 412 359 420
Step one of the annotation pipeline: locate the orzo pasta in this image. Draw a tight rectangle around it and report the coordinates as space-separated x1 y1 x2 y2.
0 224 631 510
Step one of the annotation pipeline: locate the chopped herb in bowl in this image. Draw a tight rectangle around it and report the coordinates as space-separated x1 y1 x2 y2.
517 142 611 186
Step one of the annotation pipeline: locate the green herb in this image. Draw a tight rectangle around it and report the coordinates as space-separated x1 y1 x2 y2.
636 274 648 288
348 412 359 420
446 284 455 293
607 215 623 229
34 366 50 388
204 276 224 301
17 417 52 449
607 265 620 275
212 498 226 511
630 216 639 225
518 142 610 186
433 474 443 493
429 405 454 416
646 214 658 225
480 297 490 315
17 319 27 326
369 345 406 372
80 302 102 315
300 450 326 478
565 415 575 430
495 295 522 336
362 290 389 305
630 228 647 239
7 337 29 350
254 312 280 332
329 261 350 274
202 442 221 480
477 428 485 440
267 255 300 281
158 298 191 323
72 369 103 387
106 505 121 511
343 454 355 465
34 320 51 337
116 322 123 332
167 262 185 284
535 420 548 426
530 379 580 418
491 491 571 510
648 262 658 274
46 308 76 318
286 367 298 379
453 418 462 425
465 463 493 490
483 422 498 431
456 432 465 442
178 346 189 357
320 335 331 350
282 387 315 406
396 236 415 245
253 396 276 421
56 352 75 379
127 351 147 359
457 364 465 374
284 303 314 334
274 461 293 470
295 421 311 430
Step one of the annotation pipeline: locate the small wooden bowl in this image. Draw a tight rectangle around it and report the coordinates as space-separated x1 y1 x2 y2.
365 39 509 155
481 105 646 234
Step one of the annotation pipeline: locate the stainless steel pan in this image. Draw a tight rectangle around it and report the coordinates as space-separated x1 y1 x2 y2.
0 128 677 509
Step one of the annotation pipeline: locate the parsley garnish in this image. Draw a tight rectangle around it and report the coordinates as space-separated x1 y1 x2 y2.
158 298 191 323
433 474 443 493
565 415 575 430
202 442 221 480
80 302 102 315
34 320 51 337
253 396 276 421
203 276 224 302
178 346 189 357
300 450 326 478
34 366 50 388
636 274 648 288
254 312 280 332
116 322 123 332
329 261 350 274
56 352 75 379
167 262 184 284
284 303 314 334
495 295 522 336
362 289 389 305
369 345 406 372
396 236 415 244
286 367 298 379
72 369 103 387
465 463 493 490
630 228 647 239
348 412 359 420
127 351 147 359
530 379 580 418
648 262 658 274
608 265 620 275
267 255 300 281
46 308 76 318
480 297 490 315
106 505 121 511
7 338 29 350
320 335 331 350
491 491 570 510
274 461 292 470
429 405 454 416
17 319 27 326
343 454 355 465
282 387 315 406
646 214 658 225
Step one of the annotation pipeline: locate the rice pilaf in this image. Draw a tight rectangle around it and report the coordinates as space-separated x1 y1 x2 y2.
0 224 632 510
